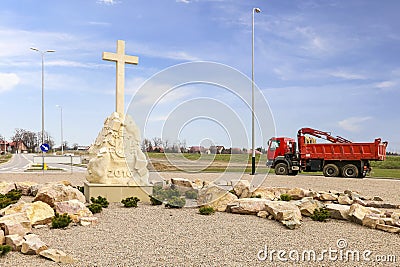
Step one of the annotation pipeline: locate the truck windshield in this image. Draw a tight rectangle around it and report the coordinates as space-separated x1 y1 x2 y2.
268 140 280 151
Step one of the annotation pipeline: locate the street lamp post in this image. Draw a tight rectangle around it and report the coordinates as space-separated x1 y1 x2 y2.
56 105 64 155
251 7 261 175
30 47 55 168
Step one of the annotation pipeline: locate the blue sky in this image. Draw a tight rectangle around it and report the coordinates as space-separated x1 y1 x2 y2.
0 0 399 152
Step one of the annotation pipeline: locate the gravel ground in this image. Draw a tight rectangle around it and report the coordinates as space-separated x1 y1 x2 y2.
0 172 399 267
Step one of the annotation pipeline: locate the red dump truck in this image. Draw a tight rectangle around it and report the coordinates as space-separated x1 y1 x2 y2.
266 127 388 178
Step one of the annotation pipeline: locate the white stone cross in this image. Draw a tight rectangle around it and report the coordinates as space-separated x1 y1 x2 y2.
102 40 139 115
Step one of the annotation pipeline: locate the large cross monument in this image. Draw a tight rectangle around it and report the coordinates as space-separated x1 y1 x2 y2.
85 40 151 203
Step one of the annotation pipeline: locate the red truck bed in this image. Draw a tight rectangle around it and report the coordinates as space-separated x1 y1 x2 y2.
300 138 387 161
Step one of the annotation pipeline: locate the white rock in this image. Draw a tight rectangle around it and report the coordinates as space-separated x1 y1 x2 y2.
34 184 85 207
15 181 39 196
338 195 353 205
198 185 238 212
54 199 92 223
348 203 381 225
5 234 24 251
0 229 4 245
264 201 302 229
2 201 55 226
39 248 76 263
80 217 98 226
294 197 324 217
227 198 270 215
0 182 15 194
232 180 251 198
325 204 350 220
21 234 48 255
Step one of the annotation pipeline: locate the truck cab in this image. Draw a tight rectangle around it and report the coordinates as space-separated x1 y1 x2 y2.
266 137 300 175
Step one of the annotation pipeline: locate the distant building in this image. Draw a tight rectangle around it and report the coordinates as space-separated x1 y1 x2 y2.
0 141 10 154
189 146 205 154
209 145 225 154
9 141 28 154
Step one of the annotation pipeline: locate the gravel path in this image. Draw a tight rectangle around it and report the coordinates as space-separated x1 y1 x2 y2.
0 172 399 266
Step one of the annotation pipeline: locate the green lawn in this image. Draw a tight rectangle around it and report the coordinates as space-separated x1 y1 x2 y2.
0 154 12 164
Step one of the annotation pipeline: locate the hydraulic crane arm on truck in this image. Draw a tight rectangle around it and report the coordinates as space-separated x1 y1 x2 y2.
266 127 388 178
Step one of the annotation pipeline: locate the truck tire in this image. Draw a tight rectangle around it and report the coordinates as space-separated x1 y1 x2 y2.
323 164 339 177
275 163 288 175
342 164 359 178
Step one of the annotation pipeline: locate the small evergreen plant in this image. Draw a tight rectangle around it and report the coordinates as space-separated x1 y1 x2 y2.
280 194 292 201
121 197 140 208
0 245 12 256
149 195 163 206
311 208 331 222
199 206 215 215
87 203 103 214
90 196 109 208
51 213 72 229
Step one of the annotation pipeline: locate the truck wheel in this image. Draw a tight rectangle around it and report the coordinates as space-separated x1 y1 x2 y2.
323 164 339 177
275 163 288 175
342 164 359 178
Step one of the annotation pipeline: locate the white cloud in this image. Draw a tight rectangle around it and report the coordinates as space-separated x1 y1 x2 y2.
97 0 118 5
329 70 366 80
338 116 372 133
376 81 396 89
176 0 190 3
0 73 20 93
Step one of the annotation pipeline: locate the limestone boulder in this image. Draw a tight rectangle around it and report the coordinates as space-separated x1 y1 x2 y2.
233 180 251 198
198 185 238 212
227 198 270 215
294 197 324 217
365 201 399 209
80 217 98 226
376 224 400 233
348 203 381 225
362 214 384 229
250 188 275 200
21 234 48 255
0 182 15 194
325 204 350 220
338 195 353 205
34 184 85 207
264 201 302 229
15 181 39 196
5 234 24 251
271 187 291 199
54 200 92 222
287 188 307 200
1 221 31 236
257 211 269 219
319 192 338 201
40 248 76 264
171 178 196 192
2 201 54 226
0 230 4 244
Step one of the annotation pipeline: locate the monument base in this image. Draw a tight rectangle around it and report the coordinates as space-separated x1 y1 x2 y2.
84 182 153 204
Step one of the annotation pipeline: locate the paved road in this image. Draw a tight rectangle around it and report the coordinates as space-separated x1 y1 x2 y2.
0 153 87 173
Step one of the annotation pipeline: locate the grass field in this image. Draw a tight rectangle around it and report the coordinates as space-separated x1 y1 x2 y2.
147 153 400 178
0 154 12 164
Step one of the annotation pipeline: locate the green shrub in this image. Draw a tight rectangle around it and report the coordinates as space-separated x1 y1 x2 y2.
90 196 109 208
51 213 72 229
121 197 140 208
199 206 215 215
0 245 12 256
5 189 22 201
311 208 330 222
184 190 198 199
165 196 186 209
280 194 292 201
250 194 262 198
87 203 103 214
149 195 163 206
0 197 17 209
